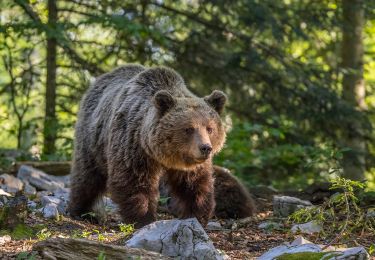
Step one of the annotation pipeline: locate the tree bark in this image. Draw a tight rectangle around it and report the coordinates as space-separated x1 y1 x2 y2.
341 0 366 180
43 0 58 155
33 238 171 260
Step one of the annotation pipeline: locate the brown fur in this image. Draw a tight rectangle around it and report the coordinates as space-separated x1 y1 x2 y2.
68 64 227 227
161 166 256 219
212 166 256 219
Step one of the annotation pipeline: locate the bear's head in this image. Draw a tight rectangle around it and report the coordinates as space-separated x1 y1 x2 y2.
144 89 227 170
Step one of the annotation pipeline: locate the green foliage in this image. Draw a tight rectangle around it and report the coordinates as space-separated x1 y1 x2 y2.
16 251 37 260
289 177 374 242
1 0 375 188
118 223 134 237
97 251 106 260
36 228 52 241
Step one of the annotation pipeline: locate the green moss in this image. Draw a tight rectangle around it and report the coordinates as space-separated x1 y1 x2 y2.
276 252 338 260
0 205 10 228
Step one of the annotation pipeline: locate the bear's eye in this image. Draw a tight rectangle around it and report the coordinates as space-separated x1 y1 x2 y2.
207 127 213 134
185 127 195 134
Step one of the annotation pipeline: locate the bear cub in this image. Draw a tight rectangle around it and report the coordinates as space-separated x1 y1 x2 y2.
68 64 227 227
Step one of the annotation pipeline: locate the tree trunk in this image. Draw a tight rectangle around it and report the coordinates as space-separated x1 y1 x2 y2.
341 0 366 180
43 0 58 155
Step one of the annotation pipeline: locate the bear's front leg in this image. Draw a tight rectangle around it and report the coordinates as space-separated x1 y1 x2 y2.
165 164 215 226
108 166 160 228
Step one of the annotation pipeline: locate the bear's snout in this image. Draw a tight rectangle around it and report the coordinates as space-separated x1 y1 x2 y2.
199 144 212 157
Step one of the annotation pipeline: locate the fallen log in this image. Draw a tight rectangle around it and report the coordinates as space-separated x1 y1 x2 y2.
33 238 170 260
12 161 71 176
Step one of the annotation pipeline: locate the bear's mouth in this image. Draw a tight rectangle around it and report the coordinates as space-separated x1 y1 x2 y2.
183 155 209 165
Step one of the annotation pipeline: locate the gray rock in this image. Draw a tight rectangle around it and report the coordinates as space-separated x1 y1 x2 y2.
17 165 65 191
0 235 11 245
207 221 222 231
42 203 59 219
41 194 67 215
273 195 312 217
126 218 224 259
258 236 370 260
23 181 37 196
366 208 375 218
27 200 37 210
291 221 322 234
0 173 23 193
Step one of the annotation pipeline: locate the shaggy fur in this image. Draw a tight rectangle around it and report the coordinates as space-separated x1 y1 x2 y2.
212 166 256 219
161 165 256 219
68 64 227 227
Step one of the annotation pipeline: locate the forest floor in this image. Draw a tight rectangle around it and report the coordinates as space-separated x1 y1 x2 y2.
1 196 374 259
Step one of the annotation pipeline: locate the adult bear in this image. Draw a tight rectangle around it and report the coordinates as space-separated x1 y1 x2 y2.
68 64 227 227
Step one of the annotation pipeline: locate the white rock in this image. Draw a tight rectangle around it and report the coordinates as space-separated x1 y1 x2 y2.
0 235 11 245
41 195 62 206
0 174 23 193
42 203 59 219
0 188 12 197
273 195 312 217
207 221 222 230
366 208 375 218
258 237 370 260
17 165 64 191
333 246 370 259
291 221 322 234
126 218 224 259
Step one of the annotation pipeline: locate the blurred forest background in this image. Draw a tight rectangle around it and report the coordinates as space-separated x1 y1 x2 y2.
1 0 375 191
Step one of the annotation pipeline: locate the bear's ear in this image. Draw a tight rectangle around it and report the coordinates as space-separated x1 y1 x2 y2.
204 90 227 114
153 90 176 115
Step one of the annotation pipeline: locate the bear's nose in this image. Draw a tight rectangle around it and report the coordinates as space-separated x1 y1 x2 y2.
199 144 212 156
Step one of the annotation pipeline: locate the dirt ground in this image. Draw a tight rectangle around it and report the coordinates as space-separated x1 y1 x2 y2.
0 198 374 259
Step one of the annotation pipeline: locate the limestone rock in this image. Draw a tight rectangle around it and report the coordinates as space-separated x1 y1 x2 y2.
42 203 59 219
126 218 224 259
258 236 369 260
273 195 312 217
23 181 37 196
291 221 322 234
258 221 283 231
17 165 65 191
207 221 222 231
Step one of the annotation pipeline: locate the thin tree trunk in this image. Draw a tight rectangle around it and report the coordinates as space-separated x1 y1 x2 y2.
43 0 58 155
341 0 366 180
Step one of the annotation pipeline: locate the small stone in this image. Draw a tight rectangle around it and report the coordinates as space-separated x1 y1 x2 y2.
41 196 61 207
366 208 375 218
0 174 23 193
126 218 223 259
23 181 37 196
291 221 322 234
0 235 11 245
27 200 37 210
273 196 312 217
42 203 59 219
207 221 222 230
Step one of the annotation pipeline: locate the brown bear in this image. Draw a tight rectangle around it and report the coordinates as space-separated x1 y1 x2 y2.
160 165 256 219
68 64 227 227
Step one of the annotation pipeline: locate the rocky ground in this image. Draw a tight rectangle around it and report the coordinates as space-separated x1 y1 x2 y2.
0 165 374 259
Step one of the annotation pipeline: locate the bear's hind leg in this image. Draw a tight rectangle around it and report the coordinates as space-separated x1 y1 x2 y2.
68 160 107 219
165 165 215 226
